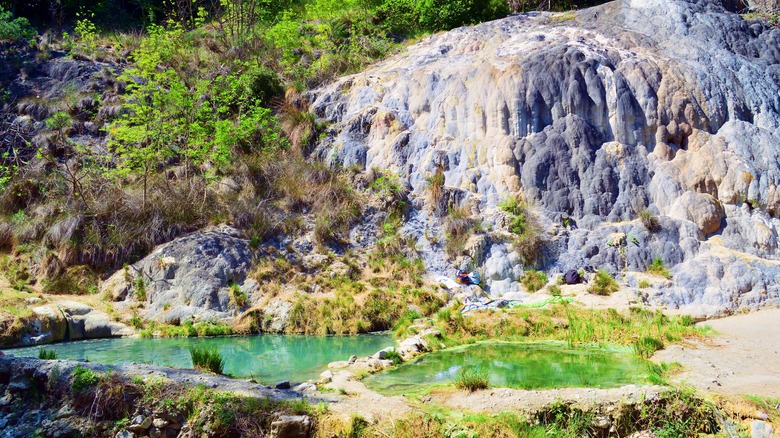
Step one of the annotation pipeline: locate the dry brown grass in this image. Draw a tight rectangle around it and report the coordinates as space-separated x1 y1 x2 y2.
277 88 318 154
443 204 477 258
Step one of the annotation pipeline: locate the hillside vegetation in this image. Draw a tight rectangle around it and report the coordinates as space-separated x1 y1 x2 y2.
0 0 607 289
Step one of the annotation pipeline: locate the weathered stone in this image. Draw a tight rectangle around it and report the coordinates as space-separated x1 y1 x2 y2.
127 415 152 432
55 404 76 419
751 420 775 438
269 415 312 438
7 376 31 392
319 370 333 384
104 225 253 323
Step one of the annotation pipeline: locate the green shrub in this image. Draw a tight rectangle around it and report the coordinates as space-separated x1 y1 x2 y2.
71 365 99 391
38 349 56 360
588 270 619 295
646 258 671 279
190 347 225 374
129 315 144 329
384 349 403 366
520 270 547 292
133 277 147 301
454 367 489 391
498 195 545 265
229 283 247 307
0 7 36 41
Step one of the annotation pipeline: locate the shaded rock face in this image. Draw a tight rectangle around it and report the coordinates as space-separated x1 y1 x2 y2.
311 0 780 314
106 225 255 323
7 301 132 347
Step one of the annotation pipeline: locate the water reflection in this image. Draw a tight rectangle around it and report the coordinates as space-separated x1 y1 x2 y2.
364 341 649 395
2 333 394 384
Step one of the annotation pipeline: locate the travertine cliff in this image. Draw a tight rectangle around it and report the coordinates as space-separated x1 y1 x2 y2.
310 0 780 314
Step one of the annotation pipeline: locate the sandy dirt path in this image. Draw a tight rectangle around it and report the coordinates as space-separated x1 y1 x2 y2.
653 307 780 397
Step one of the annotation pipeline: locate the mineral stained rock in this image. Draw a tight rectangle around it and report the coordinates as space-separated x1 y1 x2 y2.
310 0 780 315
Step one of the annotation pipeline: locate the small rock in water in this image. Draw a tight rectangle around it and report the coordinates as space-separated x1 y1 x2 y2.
275 380 291 390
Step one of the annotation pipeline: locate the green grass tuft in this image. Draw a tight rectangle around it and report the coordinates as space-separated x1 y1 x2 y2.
38 348 56 360
384 349 403 366
453 367 489 391
520 270 548 292
190 347 225 375
588 270 619 295
633 336 665 358
71 365 99 391
646 257 672 279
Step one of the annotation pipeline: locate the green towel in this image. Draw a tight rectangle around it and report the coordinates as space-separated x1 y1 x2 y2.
509 296 573 308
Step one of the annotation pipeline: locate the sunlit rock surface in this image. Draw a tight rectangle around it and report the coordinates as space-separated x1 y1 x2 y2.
311 0 780 314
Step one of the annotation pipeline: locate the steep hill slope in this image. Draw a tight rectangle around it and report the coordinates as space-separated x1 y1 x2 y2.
311 0 780 315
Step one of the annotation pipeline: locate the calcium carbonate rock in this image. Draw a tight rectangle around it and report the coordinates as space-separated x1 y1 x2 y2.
309 0 780 314
105 225 254 324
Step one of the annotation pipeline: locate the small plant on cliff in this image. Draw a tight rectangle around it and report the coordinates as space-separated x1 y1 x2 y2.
454 366 489 391
132 277 147 301
443 204 477 258
229 283 247 307
425 166 446 216
499 194 545 266
38 348 56 360
190 347 225 374
639 209 660 232
646 258 672 279
520 270 548 292
588 270 619 296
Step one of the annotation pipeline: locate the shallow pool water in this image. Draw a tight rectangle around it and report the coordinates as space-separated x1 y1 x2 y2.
2 333 394 384
364 341 649 395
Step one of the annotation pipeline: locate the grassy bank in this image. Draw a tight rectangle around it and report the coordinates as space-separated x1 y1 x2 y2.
318 386 719 437
398 304 710 358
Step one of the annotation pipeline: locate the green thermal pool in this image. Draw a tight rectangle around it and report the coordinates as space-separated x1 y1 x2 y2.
364 341 650 396
2 333 394 384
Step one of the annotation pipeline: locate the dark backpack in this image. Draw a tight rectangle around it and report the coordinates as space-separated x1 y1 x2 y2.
564 270 582 285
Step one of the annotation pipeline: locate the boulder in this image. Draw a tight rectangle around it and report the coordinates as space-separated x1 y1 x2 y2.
269 415 312 438
668 192 724 235
104 225 254 323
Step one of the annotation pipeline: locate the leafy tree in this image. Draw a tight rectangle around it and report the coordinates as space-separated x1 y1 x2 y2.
107 21 286 209
0 6 35 41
